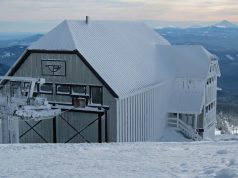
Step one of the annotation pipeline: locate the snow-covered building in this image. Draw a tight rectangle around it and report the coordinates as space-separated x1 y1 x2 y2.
5 18 220 143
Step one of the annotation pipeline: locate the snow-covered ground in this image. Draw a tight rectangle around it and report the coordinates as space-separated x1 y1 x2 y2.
160 126 192 142
0 139 238 178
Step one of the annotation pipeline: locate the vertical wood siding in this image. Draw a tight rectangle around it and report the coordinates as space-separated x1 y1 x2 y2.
117 82 171 142
13 53 117 143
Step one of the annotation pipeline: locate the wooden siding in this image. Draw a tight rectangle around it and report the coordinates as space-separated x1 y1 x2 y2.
14 52 117 143
0 119 2 143
117 82 171 142
203 62 218 139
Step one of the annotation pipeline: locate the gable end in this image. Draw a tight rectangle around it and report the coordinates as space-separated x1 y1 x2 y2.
7 49 119 98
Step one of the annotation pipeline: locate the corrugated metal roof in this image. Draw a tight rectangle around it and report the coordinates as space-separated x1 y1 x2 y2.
29 20 172 96
168 90 204 114
26 20 213 97
156 45 212 80
30 21 77 51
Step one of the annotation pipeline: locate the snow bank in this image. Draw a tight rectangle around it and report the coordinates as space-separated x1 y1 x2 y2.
0 141 238 178
160 127 192 142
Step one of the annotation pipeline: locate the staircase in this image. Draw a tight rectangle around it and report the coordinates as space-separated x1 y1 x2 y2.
168 117 202 141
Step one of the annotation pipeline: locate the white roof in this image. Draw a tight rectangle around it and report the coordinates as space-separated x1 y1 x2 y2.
168 90 204 114
22 20 213 98
29 20 171 96
157 45 212 80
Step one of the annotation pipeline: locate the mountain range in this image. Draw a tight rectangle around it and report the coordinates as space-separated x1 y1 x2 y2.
213 20 238 29
0 34 42 48
0 34 42 74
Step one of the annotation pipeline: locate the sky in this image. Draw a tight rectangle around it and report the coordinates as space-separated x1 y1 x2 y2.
0 0 238 32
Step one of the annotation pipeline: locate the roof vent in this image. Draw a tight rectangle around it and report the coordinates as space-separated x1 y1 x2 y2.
86 16 90 24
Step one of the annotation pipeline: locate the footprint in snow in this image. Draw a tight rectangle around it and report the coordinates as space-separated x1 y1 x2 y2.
214 168 237 178
228 159 236 166
216 149 228 154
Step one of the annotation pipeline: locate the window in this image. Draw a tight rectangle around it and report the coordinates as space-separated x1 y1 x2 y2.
39 83 53 94
10 81 21 88
71 85 86 95
90 86 103 105
23 82 38 92
179 114 182 119
56 84 70 95
168 113 177 118
10 81 22 97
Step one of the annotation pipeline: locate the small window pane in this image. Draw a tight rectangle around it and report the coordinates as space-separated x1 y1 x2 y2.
168 113 177 118
56 85 70 95
10 81 21 88
40 83 53 94
10 81 22 97
91 87 102 104
72 85 86 95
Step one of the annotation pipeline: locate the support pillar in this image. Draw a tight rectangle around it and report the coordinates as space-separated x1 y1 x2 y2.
0 119 2 143
53 117 57 143
105 110 108 142
98 113 102 143
2 116 19 143
1 116 9 143
194 114 198 129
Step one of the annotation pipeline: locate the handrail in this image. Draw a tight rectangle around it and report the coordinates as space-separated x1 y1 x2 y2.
168 117 202 141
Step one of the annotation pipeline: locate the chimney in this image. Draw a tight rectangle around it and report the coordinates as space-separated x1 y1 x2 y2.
86 16 90 24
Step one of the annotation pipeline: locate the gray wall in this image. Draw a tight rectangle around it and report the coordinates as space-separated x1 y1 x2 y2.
14 52 117 143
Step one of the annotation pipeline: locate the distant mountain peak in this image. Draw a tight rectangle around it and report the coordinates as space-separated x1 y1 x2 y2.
213 20 238 28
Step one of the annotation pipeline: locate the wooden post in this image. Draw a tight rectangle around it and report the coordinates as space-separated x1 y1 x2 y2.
105 110 108 142
194 114 198 129
0 119 2 143
53 117 57 143
98 113 102 143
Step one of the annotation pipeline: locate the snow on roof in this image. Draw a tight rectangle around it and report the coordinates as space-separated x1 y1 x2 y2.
26 20 213 96
156 45 212 80
28 20 171 96
168 90 204 114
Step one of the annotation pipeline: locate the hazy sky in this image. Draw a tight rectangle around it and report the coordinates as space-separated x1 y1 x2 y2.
0 0 238 32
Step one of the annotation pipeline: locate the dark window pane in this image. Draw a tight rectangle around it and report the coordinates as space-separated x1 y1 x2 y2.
91 87 102 104
72 85 86 95
168 113 177 118
10 81 22 97
57 85 70 94
40 83 53 94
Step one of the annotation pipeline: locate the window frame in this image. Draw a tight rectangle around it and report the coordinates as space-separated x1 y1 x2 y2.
39 82 53 94
55 83 71 95
89 86 103 105
71 84 87 96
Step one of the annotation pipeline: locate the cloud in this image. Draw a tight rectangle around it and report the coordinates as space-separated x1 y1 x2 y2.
0 0 237 22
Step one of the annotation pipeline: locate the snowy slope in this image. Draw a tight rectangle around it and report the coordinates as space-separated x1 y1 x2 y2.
0 141 238 178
